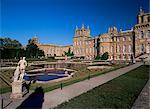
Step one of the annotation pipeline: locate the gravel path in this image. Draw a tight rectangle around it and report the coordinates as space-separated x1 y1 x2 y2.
132 80 150 109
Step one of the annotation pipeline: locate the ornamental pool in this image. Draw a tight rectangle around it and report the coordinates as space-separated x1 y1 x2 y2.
24 71 67 81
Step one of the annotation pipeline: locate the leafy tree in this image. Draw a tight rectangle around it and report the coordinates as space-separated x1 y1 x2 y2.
0 38 24 59
101 52 109 60
95 52 109 60
26 40 44 58
64 48 74 56
0 38 22 49
95 55 101 60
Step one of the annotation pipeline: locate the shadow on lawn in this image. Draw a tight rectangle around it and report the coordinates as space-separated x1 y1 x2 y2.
17 86 44 109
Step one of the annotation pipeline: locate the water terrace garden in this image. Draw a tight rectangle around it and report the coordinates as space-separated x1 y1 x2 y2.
0 59 127 94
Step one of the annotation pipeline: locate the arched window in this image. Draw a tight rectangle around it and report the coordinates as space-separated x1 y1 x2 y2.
141 31 144 39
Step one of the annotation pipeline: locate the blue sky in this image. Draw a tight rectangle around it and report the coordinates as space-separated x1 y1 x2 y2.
1 0 149 46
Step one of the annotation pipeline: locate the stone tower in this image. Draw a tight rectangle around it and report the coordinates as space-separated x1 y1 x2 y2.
134 7 150 57
74 24 90 37
73 24 94 59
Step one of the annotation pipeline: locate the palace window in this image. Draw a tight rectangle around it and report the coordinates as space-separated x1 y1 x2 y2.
77 41 78 45
129 45 132 53
123 45 126 53
117 55 120 60
117 37 120 42
89 41 91 45
148 16 150 22
101 46 104 53
117 45 120 53
82 41 84 45
128 36 132 41
141 44 144 52
123 55 126 60
90 48 92 53
86 42 88 45
123 37 126 41
111 46 113 53
148 44 150 52
80 41 82 45
141 31 144 39
86 48 88 53
110 38 112 42
148 30 150 38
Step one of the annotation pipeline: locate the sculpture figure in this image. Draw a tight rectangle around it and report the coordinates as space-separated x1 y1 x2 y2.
13 65 20 82
13 57 27 82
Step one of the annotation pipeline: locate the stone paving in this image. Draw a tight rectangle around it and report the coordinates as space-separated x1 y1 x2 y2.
1 62 143 109
132 80 150 109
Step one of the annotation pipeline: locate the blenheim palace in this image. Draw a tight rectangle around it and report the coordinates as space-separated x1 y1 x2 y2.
31 8 150 61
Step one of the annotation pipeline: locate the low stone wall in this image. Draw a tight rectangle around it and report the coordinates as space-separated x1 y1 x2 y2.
87 66 113 70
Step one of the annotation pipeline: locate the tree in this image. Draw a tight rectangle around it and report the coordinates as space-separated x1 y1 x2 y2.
101 52 109 60
64 48 74 56
95 55 101 60
26 41 44 58
0 38 22 49
95 52 109 60
0 38 23 59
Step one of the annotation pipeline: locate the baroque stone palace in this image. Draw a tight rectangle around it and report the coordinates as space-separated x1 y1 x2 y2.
32 8 150 61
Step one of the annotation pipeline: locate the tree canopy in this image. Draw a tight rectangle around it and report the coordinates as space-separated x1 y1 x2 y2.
0 38 24 59
26 39 45 58
64 48 74 56
95 52 109 60
0 38 22 49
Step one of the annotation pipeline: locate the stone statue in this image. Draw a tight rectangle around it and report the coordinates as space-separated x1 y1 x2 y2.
13 57 27 82
13 65 20 82
11 57 28 99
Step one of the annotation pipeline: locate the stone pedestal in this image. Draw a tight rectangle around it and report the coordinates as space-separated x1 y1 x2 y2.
10 81 28 99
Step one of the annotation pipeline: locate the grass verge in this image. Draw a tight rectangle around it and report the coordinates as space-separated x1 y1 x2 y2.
54 65 149 109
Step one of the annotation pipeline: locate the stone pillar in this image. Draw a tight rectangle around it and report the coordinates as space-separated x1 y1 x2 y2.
10 81 28 99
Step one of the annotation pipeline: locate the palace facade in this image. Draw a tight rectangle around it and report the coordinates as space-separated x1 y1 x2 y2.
32 8 150 61
31 37 73 57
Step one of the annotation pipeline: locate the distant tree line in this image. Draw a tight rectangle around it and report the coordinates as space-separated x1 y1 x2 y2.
0 38 45 59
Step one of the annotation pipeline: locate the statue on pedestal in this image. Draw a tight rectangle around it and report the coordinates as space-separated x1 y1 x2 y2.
11 57 28 99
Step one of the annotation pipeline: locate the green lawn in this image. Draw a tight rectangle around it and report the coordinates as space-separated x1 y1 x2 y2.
54 65 149 109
